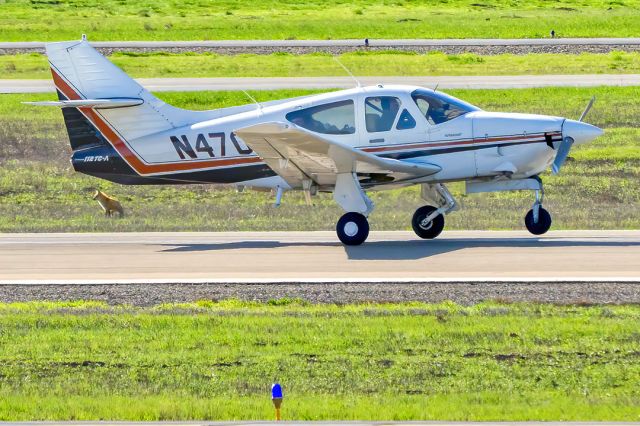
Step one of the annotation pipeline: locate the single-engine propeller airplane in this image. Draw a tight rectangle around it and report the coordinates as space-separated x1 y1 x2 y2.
28 38 604 245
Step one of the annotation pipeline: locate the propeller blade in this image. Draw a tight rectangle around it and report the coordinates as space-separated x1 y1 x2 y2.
578 96 596 122
552 136 574 175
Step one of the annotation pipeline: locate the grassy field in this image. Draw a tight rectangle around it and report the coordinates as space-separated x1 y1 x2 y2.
5 51 640 79
2 0 640 41
0 300 638 420
1 86 639 232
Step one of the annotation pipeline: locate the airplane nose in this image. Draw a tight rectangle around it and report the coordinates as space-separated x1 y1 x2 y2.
562 119 603 145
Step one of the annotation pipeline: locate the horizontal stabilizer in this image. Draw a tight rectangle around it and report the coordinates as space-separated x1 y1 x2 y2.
22 98 143 109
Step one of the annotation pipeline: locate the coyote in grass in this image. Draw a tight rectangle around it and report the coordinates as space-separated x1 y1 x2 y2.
93 190 124 218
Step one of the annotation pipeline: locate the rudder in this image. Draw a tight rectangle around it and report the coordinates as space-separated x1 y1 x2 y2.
46 39 202 142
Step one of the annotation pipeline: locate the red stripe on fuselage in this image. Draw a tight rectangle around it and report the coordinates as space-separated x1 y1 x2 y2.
51 68 262 176
362 132 560 154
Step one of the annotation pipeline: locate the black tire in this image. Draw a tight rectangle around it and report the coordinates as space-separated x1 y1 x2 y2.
412 205 445 239
525 207 552 235
336 212 369 246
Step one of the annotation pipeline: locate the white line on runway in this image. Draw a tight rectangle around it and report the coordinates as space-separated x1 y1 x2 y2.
2 277 640 285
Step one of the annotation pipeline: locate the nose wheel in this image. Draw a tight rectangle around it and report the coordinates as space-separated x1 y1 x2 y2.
525 206 552 235
412 205 445 239
336 212 370 245
524 187 552 235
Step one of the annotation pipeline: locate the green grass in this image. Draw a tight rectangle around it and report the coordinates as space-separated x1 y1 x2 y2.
1 86 640 232
1 158 639 232
3 0 640 41
0 300 638 420
4 51 640 79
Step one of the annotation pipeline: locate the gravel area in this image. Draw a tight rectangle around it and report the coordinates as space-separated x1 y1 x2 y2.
1 282 639 306
3 44 640 56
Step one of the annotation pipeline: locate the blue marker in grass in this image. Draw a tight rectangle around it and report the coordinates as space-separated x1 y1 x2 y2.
271 383 283 421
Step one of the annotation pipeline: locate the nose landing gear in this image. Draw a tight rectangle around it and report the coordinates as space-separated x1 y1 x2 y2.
524 186 552 235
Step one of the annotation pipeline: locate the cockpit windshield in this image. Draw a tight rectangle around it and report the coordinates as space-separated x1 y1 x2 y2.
411 89 480 125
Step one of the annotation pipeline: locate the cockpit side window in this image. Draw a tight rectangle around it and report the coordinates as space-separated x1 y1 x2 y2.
396 109 416 130
285 100 355 135
411 89 480 125
365 96 401 133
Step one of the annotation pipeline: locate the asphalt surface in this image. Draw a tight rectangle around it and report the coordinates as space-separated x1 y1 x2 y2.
2 231 639 283
5 74 640 93
3 38 640 49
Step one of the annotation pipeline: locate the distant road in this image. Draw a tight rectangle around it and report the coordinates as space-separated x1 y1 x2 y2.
2 231 639 284
4 74 640 93
3 38 640 49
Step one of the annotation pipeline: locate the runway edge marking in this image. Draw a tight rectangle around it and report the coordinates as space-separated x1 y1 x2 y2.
1 277 640 285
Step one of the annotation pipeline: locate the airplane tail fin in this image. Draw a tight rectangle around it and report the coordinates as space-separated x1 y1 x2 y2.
45 39 208 146
35 39 301 183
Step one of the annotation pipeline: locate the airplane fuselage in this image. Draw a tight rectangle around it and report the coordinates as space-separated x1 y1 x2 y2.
71 85 574 192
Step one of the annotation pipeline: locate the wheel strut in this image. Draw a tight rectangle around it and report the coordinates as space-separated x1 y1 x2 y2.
525 180 552 235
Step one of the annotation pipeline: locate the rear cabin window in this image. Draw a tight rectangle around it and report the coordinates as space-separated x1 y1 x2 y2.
365 96 401 132
286 100 355 135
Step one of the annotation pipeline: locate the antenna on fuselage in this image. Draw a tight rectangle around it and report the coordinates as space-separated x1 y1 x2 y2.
242 90 262 111
332 57 361 88
433 83 439 92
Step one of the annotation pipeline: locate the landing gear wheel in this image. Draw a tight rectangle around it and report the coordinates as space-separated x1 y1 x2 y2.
525 207 552 235
412 205 445 239
336 212 370 246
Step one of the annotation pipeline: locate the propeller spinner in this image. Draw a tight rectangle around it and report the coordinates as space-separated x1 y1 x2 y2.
552 96 602 175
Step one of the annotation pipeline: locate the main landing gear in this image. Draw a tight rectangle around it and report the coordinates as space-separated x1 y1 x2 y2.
333 172 375 246
336 212 370 246
412 206 445 239
411 183 458 240
332 178 459 245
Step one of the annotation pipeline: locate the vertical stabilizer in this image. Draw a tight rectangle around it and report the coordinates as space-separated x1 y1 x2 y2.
46 39 205 142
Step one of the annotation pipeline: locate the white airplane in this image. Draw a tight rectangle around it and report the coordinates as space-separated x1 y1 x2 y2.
29 38 604 245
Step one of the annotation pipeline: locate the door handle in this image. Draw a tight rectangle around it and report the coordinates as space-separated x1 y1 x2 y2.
369 138 384 144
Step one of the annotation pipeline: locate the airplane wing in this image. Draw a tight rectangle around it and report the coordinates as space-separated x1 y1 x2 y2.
234 122 441 189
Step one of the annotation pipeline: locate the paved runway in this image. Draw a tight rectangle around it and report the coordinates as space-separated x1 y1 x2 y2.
5 74 640 93
1 231 639 284
3 37 640 49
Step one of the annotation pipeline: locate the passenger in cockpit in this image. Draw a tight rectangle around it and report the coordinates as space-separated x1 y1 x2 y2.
379 97 400 130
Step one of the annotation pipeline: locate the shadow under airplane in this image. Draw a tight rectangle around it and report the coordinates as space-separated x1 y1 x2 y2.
159 236 640 261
